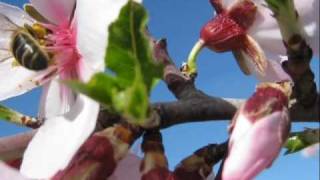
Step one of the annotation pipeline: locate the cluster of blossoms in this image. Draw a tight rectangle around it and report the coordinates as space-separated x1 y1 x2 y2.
196 0 318 179
0 0 318 179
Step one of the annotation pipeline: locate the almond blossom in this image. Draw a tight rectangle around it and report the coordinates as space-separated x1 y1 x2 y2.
183 0 318 82
0 0 140 179
222 82 292 180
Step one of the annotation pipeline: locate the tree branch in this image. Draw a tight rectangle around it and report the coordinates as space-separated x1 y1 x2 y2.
265 0 318 107
152 38 207 100
96 93 318 132
153 95 319 129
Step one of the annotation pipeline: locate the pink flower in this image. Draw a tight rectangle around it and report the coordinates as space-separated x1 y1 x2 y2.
222 82 292 180
0 0 141 178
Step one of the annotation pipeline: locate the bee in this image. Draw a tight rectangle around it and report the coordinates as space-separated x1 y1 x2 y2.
0 3 50 71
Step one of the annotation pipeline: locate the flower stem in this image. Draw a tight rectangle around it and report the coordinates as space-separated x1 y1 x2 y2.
182 39 204 77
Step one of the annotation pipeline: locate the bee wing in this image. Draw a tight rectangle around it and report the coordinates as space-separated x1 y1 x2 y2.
0 2 35 51
0 2 34 27
0 57 57 101
0 13 16 53
0 49 12 63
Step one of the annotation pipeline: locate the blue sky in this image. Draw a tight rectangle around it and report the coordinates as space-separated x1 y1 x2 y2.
0 0 319 179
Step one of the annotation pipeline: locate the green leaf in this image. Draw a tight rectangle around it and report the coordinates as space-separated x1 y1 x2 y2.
66 73 120 108
284 128 320 155
123 74 149 124
106 1 163 91
69 1 162 124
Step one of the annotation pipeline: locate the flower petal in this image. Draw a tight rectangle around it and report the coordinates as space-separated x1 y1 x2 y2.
249 0 319 57
30 0 76 25
0 162 28 180
20 95 99 179
75 0 142 73
38 78 76 119
233 35 268 77
244 55 292 82
228 111 253 146
224 110 289 179
299 0 319 56
0 58 57 101
302 143 320 157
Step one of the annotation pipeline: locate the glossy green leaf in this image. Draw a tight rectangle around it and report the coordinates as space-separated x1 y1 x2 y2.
284 128 320 154
69 1 162 124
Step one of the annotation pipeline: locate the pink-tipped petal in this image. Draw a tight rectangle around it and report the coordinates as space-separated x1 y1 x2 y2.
30 0 76 25
0 162 28 180
75 0 142 73
0 58 57 101
38 78 76 119
20 95 99 179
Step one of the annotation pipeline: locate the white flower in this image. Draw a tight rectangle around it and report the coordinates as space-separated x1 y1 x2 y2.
0 0 141 178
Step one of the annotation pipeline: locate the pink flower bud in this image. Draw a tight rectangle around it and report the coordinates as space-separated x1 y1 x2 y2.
222 82 291 180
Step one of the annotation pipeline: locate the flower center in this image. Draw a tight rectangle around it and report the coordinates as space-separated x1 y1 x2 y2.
39 22 80 80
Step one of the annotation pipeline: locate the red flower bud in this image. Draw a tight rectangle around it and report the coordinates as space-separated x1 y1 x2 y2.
200 14 246 52
52 135 116 180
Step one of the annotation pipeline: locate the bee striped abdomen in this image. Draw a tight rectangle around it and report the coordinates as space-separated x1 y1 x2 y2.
11 32 48 71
